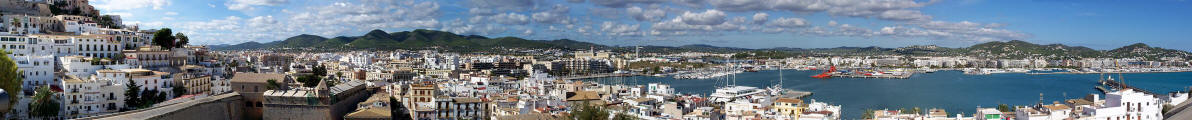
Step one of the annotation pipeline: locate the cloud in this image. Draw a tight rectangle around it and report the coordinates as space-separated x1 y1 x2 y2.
767 17 809 28
532 4 574 24
877 10 932 21
872 21 1031 41
708 0 774 11
652 15 746 36
592 0 668 8
601 21 642 36
709 0 933 21
226 0 289 11
678 9 727 25
440 19 507 35
489 13 531 25
164 12 179 16
469 0 538 14
751 12 768 24
627 6 667 22
92 0 170 10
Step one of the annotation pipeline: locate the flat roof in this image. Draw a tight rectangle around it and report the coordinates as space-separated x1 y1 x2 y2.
230 72 286 83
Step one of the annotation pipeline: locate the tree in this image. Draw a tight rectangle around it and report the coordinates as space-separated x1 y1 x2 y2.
123 81 142 110
266 79 281 90
862 109 875 119
997 104 1014 112
0 49 22 114
613 112 638 120
141 88 158 108
152 28 176 48
570 102 610 120
172 85 187 97
174 33 189 48
29 87 59 117
313 65 327 76
297 75 322 87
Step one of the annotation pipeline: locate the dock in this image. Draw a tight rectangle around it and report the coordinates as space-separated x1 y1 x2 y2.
780 90 814 99
830 72 914 79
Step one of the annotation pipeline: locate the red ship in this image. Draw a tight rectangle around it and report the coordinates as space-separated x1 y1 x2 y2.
811 66 836 78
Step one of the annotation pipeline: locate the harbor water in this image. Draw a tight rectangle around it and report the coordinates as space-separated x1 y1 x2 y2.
582 70 1192 119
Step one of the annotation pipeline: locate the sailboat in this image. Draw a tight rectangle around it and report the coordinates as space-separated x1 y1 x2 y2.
768 64 785 96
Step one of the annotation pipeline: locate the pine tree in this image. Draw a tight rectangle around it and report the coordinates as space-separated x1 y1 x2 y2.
124 81 141 110
0 49 21 114
152 28 176 48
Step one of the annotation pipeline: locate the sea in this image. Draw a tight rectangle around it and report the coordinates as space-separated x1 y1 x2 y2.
581 70 1192 119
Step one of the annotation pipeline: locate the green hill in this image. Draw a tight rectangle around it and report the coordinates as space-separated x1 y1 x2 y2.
211 30 1191 60
966 40 1103 59
1106 43 1192 59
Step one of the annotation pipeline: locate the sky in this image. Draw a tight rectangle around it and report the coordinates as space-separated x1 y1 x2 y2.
91 0 1192 50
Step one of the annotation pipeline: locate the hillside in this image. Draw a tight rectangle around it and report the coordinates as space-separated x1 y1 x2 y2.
966 40 1103 59
215 29 572 51
1106 43 1192 59
212 30 1191 60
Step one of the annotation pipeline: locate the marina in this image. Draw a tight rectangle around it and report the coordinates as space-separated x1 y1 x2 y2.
583 70 1192 119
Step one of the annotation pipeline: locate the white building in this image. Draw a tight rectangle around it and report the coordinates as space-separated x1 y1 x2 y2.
59 75 125 118
1079 89 1162 120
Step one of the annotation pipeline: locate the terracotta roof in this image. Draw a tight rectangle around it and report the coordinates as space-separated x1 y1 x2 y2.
1042 104 1071 110
344 107 391 119
775 98 802 104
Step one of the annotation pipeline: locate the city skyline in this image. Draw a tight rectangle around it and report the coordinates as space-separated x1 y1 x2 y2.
98 0 1192 51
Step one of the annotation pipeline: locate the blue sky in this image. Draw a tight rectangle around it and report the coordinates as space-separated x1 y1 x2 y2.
91 0 1192 50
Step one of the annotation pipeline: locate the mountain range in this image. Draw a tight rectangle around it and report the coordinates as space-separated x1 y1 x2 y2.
211 29 1191 60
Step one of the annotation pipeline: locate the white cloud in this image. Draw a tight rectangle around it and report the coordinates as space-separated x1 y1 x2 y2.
164 12 179 16
678 9 727 25
92 0 171 10
532 4 574 24
226 0 289 11
627 6 667 22
767 17 809 28
592 0 668 8
751 12 768 24
469 0 537 13
873 21 1031 41
878 10 932 21
652 15 746 36
489 13 531 25
708 0 933 21
601 21 642 36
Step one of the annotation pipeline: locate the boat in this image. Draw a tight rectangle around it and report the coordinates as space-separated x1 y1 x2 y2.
811 66 836 79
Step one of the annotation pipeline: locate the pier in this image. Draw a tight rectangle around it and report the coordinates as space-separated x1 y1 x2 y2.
830 72 914 79
1100 79 1155 94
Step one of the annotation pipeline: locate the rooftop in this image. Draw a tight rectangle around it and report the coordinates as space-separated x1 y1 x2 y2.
230 72 286 83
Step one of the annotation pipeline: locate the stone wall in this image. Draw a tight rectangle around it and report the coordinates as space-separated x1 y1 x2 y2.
79 93 245 120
